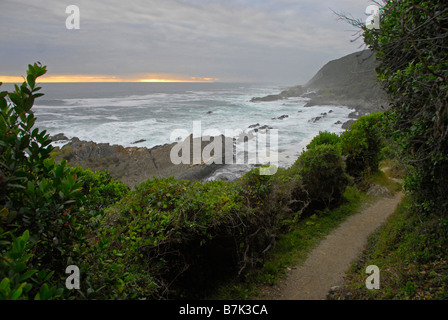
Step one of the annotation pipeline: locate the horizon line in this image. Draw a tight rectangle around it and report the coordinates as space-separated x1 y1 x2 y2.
0 74 221 84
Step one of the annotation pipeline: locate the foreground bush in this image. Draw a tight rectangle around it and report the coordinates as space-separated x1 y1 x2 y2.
0 65 86 298
296 144 352 211
340 112 384 178
0 64 129 299
364 0 448 215
82 176 279 299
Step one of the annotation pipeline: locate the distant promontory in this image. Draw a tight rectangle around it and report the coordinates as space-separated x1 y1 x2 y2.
251 49 388 116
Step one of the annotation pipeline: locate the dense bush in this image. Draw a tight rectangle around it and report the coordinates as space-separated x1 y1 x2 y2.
0 64 130 299
340 112 385 178
306 131 341 150
363 0 448 215
237 165 307 215
0 230 63 300
296 144 352 211
82 176 279 299
80 164 313 299
0 65 85 298
71 166 129 214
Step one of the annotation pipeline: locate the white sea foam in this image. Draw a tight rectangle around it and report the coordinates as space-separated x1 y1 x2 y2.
32 83 354 181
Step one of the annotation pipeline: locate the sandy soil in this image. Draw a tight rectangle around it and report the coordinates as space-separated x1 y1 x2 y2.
260 192 404 300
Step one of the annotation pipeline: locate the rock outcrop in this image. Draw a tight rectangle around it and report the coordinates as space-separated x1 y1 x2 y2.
54 135 234 188
250 85 305 102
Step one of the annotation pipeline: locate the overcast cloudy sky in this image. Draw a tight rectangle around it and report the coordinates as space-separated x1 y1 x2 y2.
0 0 371 85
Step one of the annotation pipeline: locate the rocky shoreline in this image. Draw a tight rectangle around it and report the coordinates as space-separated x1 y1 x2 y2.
51 127 280 188
51 134 235 189
250 86 371 129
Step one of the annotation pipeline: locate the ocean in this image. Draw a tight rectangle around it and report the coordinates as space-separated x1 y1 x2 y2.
6 82 355 181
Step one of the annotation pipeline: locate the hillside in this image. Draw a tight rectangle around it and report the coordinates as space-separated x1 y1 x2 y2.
304 49 388 113
251 49 388 115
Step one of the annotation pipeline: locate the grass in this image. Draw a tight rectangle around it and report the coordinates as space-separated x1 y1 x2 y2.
209 185 373 300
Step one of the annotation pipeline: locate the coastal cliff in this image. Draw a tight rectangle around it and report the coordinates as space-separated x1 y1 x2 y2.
251 49 388 115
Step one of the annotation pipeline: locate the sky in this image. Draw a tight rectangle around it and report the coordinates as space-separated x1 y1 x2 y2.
0 0 372 85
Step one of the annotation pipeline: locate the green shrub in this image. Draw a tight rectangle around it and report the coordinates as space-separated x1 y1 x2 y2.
340 112 385 178
71 166 129 214
296 144 352 211
82 176 276 299
0 64 97 298
0 230 63 300
363 0 448 216
307 131 341 150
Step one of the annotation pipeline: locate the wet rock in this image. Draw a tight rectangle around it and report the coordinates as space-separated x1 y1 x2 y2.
51 133 69 142
131 139 147 145
272 115 289 120
342 119 356 129
348 111 360 118
309 116 322 123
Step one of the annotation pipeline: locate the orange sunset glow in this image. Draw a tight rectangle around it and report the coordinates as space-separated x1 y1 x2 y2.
0 74 219 83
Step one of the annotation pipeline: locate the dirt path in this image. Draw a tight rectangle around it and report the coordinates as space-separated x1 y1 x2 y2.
263 191 404 300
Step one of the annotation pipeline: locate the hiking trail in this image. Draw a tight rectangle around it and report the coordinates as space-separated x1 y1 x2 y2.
260 187 403 300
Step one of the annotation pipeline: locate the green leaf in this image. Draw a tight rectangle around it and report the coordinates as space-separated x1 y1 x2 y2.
23 96 34 113
35 66 47 78
36 270 47 281
11 287 23 300
0 278 10 291
27 74 36 89
22 230 30 242
18 269 38 282
14 262 27 273
43 270 54 282
39 283 50 300
27 64 36 77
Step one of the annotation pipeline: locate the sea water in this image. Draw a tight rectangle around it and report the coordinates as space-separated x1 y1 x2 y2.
6 82 355 181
